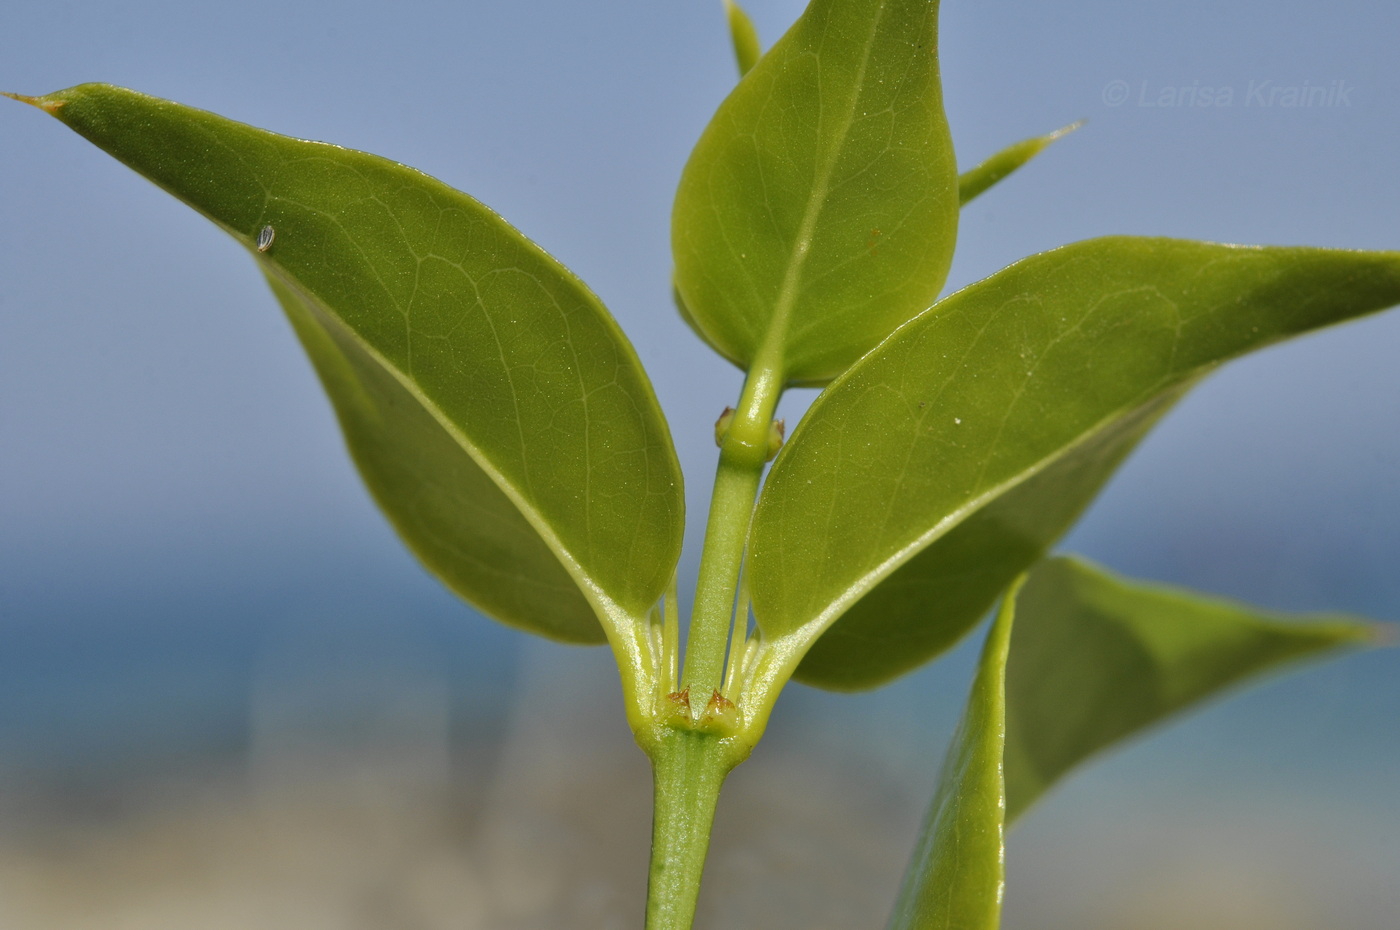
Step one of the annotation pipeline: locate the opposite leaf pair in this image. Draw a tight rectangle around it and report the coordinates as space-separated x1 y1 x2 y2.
10 1 1399 924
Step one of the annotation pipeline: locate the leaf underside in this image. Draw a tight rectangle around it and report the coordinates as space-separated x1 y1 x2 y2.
793 385 1185 688
752 236 1400 689
32 83 684 642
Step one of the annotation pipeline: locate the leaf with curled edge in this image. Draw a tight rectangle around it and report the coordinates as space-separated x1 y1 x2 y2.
887 581 1016 930
749 236 1400 690
1003 556 1376 822
14 83 684 652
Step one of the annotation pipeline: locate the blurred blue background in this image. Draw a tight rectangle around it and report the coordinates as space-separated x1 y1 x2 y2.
1 1 1397 927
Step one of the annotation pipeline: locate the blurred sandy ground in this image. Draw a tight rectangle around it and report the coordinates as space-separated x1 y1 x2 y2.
1 637 1395 930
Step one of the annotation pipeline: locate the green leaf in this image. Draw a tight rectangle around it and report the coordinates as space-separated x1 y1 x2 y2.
887 581 1015 930
21 84 684 644
673 0 959 385
793 385 1186 689
750 236 1400 688
723 0 762 77
1004 556 1375 822
958 121 1082 206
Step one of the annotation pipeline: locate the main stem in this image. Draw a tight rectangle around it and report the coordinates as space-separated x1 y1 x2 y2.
642 359 782 930
645 730 737 930
681 361 784 696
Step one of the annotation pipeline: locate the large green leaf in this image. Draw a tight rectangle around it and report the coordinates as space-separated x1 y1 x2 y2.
794 385 1186 689
1004 556 1374 822
750 236 1400 687
19 84 684 644
887 581 1014 930
673 0 958 384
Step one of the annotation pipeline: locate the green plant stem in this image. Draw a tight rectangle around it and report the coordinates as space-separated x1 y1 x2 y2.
682 361 784 696
646 729 739 930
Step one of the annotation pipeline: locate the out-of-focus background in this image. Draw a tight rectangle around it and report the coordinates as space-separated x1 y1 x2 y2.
2 1 1398 927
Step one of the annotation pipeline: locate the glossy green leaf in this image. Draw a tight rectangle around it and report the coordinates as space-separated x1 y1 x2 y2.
1004 556 1375 822
958 121 1082 206
750 236 1400 688
22 84 684 644
673 0 958 384
723 0 762 77
793 385 1186 689
887 581 1014 930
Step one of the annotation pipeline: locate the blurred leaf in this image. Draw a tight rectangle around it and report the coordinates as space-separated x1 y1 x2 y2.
23 84 684 643
750 236 1400 687
673 0 959 384
723 0 762 77
1004 556 1375 821
958 121 1082 206
888 582 1015 930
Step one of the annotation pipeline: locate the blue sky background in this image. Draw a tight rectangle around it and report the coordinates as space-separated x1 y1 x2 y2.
2 0 1399 924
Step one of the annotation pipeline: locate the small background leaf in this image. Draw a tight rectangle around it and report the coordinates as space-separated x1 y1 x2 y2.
958 121 1082 206
750 236 1400 688
673 0 959 383
33 83 684 641
723 0 762 77
887 583 1014 930
1004 556 1375 821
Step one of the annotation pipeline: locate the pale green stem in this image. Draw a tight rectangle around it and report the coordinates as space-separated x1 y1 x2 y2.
682 361 783 696
646 729 741 930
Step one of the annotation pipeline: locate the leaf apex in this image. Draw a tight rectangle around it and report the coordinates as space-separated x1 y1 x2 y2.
1366 621 1399 648
2 90 66 114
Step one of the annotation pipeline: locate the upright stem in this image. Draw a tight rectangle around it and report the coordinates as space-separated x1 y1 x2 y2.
646 729 738 930
682 361 784 695
644 356 783 929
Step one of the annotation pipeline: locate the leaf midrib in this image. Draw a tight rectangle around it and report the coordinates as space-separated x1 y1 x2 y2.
263 258 636 634
759 0 890 367
769 388 1183 652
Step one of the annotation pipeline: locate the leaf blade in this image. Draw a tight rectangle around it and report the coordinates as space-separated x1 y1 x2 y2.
673 0 959 383
34 83 685 641
266 270 600 641
792 385 1186 689
751 236 1400 686
1004 556 1374 821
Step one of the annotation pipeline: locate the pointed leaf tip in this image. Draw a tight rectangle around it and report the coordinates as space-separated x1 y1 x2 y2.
3 91 65 113
958 121 1082 206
